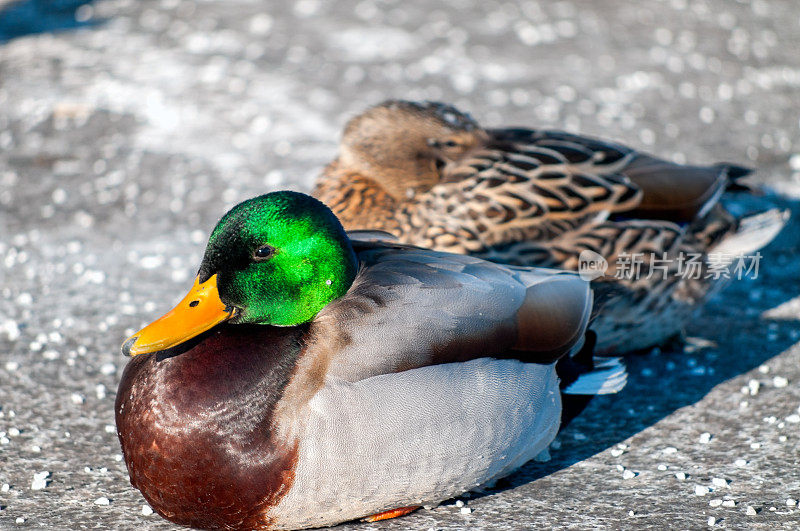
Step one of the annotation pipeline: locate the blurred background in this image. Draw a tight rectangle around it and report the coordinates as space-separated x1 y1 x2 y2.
1 0 799 529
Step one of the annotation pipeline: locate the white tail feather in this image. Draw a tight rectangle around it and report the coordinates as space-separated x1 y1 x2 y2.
562 357 627 395
710 209 789 262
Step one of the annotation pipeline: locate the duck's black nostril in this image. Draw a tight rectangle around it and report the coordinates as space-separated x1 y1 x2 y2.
122 336 138 357
189 300 199 307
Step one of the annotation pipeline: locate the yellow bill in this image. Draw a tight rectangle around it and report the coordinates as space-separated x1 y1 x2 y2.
121 274 235 356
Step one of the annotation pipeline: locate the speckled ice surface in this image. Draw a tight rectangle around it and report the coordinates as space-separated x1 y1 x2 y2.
1 0 799 529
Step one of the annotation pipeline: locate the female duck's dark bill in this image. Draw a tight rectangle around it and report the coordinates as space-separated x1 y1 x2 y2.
121 274 236 357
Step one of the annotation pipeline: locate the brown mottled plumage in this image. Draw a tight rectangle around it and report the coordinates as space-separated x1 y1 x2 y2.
314 100 787 354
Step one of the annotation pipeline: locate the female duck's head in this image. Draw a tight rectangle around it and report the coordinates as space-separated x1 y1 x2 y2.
122 191 358 356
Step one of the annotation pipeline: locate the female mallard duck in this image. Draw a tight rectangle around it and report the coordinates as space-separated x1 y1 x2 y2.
313 100 787 354
116 191 623 530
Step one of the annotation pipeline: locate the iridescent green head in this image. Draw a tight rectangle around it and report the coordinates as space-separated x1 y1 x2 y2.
198 191 358 326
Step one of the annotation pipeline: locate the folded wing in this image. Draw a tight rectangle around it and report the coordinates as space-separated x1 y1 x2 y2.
311 243 592 383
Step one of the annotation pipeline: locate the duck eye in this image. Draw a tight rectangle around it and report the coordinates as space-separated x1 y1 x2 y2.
444 140 458 148
253 245 275 260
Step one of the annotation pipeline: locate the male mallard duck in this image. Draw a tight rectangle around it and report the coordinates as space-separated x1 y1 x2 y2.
116 191 623 530
313 100 788 354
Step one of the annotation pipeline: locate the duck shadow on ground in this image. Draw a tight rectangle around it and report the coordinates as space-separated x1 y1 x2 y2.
0 0 102 43
481 192 800 496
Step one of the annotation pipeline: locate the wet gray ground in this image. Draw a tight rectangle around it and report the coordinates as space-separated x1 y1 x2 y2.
1 0 799 529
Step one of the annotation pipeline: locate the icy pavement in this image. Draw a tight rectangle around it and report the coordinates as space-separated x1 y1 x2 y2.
1 0 799 529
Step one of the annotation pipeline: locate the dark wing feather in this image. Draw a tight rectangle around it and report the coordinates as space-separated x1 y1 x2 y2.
488 128 747 223
620 154 749 222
